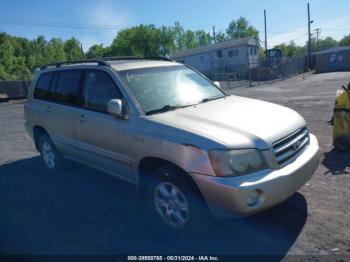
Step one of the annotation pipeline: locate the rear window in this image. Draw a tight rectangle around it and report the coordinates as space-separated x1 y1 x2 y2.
34 72 53 100
51 70 82 105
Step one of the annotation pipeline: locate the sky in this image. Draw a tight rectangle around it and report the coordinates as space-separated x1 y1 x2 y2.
0 0 349 51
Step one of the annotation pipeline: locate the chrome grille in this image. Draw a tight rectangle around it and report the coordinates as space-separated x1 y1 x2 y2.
272 127 309 167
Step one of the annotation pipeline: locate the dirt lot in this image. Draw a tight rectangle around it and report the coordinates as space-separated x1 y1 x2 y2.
0 72 349 258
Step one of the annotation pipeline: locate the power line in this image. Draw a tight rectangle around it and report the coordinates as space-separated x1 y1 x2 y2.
0 17 120 30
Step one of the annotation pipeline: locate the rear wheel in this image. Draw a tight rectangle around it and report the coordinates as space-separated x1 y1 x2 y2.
38 134 63 171
145 165 211 233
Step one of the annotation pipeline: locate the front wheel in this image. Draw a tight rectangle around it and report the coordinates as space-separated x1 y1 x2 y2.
145 165 211 232
154 181 190 228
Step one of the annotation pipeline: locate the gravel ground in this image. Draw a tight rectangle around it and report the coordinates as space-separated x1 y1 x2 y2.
0 72 349 258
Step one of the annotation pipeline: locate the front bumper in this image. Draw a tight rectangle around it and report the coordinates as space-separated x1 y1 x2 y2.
190 134 320 219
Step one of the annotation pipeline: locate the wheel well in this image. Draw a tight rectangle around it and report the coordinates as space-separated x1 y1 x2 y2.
33 126 48 151
138 157 205 202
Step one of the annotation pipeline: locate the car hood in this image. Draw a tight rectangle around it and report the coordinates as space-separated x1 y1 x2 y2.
148 95 306 150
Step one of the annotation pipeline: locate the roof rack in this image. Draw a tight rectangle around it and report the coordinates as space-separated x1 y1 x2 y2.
39 56 174 70
39 59 111 70
100 56 174 62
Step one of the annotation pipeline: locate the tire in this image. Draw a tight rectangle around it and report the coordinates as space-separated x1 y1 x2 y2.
38 133 63 171
144 164 212 233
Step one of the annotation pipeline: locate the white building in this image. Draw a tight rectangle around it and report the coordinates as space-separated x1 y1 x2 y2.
170 36 259 79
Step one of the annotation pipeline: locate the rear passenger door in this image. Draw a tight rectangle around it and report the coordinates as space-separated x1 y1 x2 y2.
76 70 133 181
42 70 85 156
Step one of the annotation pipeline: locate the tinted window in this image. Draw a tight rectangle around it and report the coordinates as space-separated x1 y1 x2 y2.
51 70 82 105
34 72 53 100
83 70 122 112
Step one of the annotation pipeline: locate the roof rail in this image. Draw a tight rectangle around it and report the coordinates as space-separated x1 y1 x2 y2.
101 56 174 62
39 56 175 70
39 59 111 70
143 56 174 62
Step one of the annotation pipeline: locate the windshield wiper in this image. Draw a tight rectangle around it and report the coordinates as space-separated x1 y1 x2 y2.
146 104 193 116
200 95 225 103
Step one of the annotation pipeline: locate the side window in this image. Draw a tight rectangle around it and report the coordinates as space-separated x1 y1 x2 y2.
52 70 82 105
34 72 53 100
217 50 223 58
83 70 123 113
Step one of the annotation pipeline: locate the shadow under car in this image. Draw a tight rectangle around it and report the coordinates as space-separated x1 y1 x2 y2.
0 156 307 257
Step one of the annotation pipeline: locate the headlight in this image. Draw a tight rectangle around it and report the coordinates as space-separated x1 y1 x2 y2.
209 149 269 177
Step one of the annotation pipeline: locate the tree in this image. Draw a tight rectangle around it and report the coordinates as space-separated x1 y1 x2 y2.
0 39 15 80
47 38 67 62
64 37 84 60
339 34 350 46
110 24 164 57
274 41 306 57
159 26 176 55
215 31 226 42
310 36 338 51
195 30 211 46
318 37 338 50
184 30 197 49
226 17 259 42
172 22 186 51
86 44 107 59
258 47 265 58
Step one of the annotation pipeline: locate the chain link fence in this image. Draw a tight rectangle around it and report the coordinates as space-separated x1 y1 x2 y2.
207 56 307 90
0 77 30 101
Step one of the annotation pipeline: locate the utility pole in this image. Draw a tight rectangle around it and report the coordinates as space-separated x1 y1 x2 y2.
264 9 268 58
307 2 313 70
80 43 85 58
314 28 321 51
212 26 216 43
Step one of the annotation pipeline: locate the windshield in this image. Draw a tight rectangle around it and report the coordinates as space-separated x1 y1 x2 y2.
118 65 225 114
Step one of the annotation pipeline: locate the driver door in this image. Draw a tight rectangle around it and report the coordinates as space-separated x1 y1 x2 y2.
76 69 133 181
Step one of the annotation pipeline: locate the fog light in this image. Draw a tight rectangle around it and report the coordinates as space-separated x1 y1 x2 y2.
246 190 260 206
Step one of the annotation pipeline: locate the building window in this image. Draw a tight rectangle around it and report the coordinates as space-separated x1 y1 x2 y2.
254 48 257 55
338 55 343 62
234 49 239 56
250 47 253 55
217 50 223 58
329 53 336 63
200 56 204 61
228 50 233 57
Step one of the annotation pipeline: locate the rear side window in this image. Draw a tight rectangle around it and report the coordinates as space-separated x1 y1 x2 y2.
34 73 53 100
51 70 82 105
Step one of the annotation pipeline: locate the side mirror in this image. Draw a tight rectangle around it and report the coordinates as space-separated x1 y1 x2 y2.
214 81 221 88
107 99 123 117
